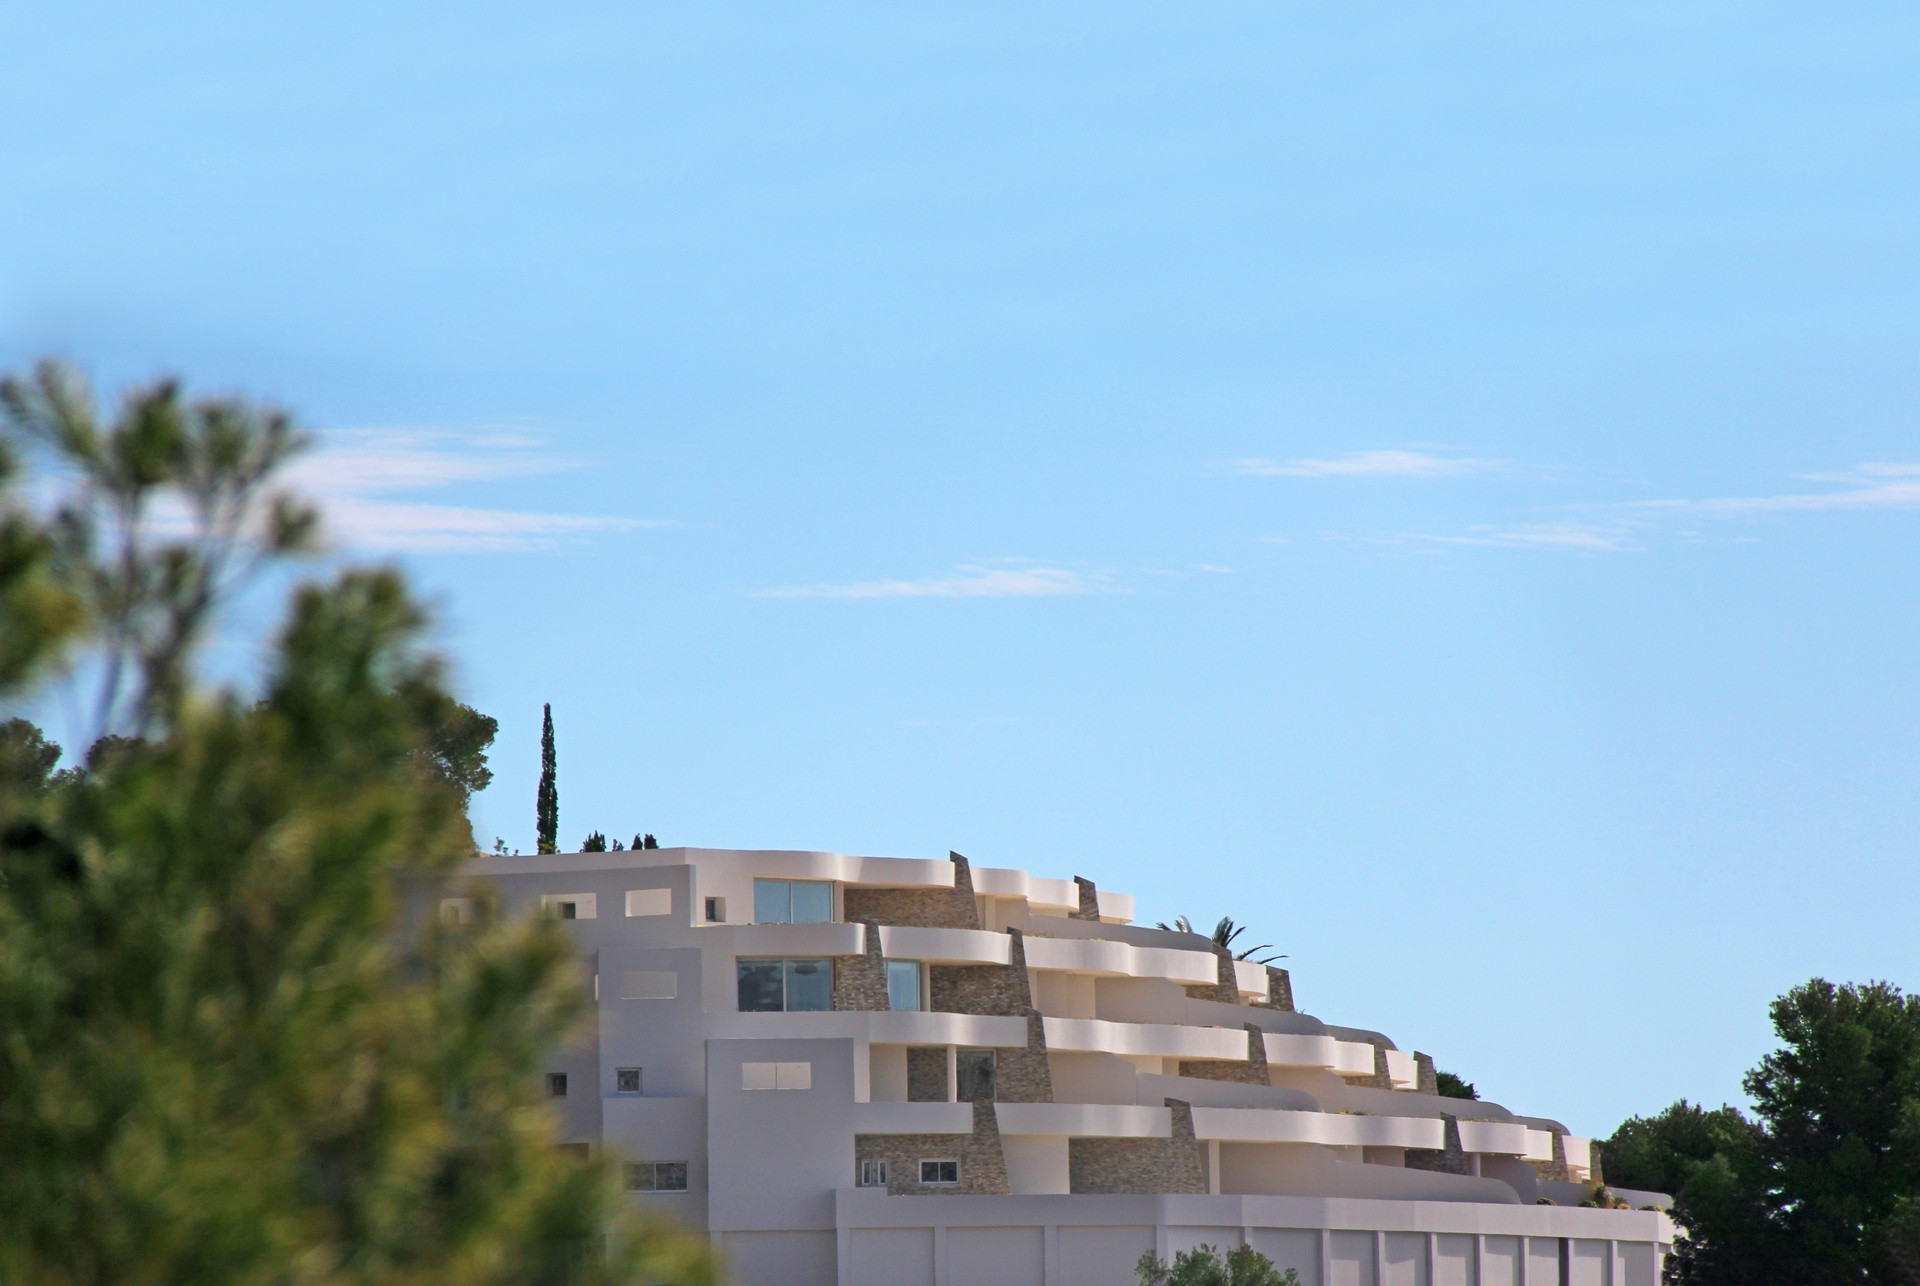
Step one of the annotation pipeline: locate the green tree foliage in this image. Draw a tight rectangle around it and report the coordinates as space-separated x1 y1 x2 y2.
536 704 558 854
0 716 63 793
1434 1071 1478 1101
0 361 713 1286
1153 914 1283 964
1608 980 1920 1286
1136 1243 1299 1286
417 699 498 808
1599 1099 1755 1198
581 831 607 853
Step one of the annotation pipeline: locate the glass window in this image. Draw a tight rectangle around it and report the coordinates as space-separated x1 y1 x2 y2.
956 1049 995 1103
736 960 784 1012
753 879 833 923
790 880 832 923
624 1161 689 1192
785 958 832 1012
886 960 923 1011
754 880 790 924
547 1072 569 1098
737 959 833 1012
859 1159 889 1186
615 1067 642 1094
919 1159 959 1185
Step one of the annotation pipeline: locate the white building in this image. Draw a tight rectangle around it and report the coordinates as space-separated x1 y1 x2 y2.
457 846 1673 1286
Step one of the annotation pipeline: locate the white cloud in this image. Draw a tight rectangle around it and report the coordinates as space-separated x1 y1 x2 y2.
288 428 649 553
760 563 1104 600
1390 523 1631 551
1659 464 1920 514
1235 450 1490 479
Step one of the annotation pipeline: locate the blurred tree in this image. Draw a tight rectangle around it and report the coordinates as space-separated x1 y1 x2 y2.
0 717 63 795
0 360 712 1286
581 831 607 853
1434 1071 1478 1101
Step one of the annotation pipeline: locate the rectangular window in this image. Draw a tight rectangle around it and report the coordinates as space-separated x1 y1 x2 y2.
618 971 677 1001
615 1067 642 1094
741 1060 812 1091
956 1049 996 1103
625 888 671 917
886 960 923 1011
541 893 597 920
736 958 832 1012
859 1159 889 1187
623 1161 690 1192
919 1159 959 1186
705 896 725 922
752 879 833 924
547 1072 569 1098
785 958 831 1011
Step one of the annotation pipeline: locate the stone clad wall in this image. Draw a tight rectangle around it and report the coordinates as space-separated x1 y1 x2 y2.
1264 966 1294 1012
1067 1099 1206 1195
832 920 889 1012
841 852 981 929
1177 1024 1271 1086
928 927 1035 1017
1407 1114 1473 1175
1072 876 1101 921
855 1101 1009 1196
907 1047 948 1102
993 1010 1055 1104
1341 1038 1393 1090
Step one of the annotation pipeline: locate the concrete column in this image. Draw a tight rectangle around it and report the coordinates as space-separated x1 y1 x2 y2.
1044 1225 1059 1286
933 1224 949 1286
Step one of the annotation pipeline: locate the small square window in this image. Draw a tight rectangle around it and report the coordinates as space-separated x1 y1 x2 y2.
705 896 725 922
615 1067 642 1094
919 1159 959 1186
624 1162 652 1192
859 1159 889 1187
547 1072 568 1098
557 901 577 920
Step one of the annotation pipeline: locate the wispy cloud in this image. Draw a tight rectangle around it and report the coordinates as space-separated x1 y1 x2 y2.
287 428 650 553
1376 523 1634 552
1646 464 1920 514
1235 450 1492 479
759 562 1106 600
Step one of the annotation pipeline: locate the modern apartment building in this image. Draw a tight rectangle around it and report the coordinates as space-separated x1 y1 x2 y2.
458 846 1674 1286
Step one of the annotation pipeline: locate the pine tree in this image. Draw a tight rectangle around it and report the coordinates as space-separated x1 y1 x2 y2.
0 360 712 1286
536 703 558 854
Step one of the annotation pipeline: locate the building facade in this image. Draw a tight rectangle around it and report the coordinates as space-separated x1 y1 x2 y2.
457 847 1673 1286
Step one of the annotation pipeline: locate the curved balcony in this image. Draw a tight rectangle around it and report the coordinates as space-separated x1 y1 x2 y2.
1021 935 1218 986
875 925 1012 966
711 1009 1029 1047
1261 1032 1379 1075
1042 1017 1249 1061
1189 1107 1445 1150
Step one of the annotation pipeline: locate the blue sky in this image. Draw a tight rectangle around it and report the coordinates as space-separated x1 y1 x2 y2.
5 2 1919 1137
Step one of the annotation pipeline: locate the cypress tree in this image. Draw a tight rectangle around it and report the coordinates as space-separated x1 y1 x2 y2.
536 703 558 854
